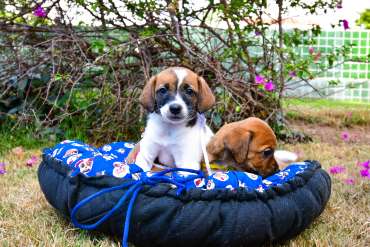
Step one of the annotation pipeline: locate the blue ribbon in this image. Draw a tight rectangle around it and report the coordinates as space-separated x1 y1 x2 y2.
71 168 204 247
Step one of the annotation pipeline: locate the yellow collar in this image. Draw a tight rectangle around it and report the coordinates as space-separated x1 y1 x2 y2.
201 162 230 172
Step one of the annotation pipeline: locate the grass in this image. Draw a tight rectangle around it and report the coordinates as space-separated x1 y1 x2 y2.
0 99 369 246
0 121 90 155
284 98 370 109
279 142 370 246
284 98 370 127
1 142 369 246
0 124 52 155
0 148 116 246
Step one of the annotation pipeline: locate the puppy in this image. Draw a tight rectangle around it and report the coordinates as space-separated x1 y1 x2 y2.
134 67 215 172
206 117 279 177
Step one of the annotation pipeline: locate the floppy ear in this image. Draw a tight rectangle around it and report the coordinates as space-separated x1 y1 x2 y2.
224 130 254 164
197 76 215 112
140 76 157 112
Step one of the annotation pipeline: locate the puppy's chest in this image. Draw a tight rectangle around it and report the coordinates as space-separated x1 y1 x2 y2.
150 125 199 146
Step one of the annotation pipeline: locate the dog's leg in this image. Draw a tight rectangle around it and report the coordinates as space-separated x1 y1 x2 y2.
135 139 160 172
173 125 213 174
172 144 202 172
158 150 175 166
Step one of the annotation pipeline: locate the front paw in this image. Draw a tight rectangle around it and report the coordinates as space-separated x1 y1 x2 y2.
135 154 153 172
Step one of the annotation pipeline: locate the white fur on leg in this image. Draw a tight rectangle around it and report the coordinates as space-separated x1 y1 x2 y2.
135 138 160 171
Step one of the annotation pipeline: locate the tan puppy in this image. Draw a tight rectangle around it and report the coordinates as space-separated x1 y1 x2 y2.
206 117 279 177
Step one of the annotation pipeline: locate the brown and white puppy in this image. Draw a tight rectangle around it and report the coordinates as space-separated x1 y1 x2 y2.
206 117 279 177
135 67 215 172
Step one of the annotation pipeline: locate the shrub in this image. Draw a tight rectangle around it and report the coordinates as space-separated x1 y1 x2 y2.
0 0 348 141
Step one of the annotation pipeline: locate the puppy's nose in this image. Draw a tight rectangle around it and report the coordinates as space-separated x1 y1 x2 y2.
169 103 182 115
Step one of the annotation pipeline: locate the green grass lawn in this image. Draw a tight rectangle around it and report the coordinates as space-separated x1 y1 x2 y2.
284 98 370 109
0 99 369 246
284 98 370 127
0 124 52 155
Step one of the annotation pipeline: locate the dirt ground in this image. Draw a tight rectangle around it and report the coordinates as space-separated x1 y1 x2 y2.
291 122 370 145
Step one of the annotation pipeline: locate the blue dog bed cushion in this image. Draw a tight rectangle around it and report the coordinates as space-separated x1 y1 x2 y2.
38 140 331 247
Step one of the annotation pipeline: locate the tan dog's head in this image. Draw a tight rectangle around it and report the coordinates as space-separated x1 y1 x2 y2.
206 117 278 177
140 67 215 125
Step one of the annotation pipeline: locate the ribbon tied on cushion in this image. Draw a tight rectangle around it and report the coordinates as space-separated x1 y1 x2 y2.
71 168 204 247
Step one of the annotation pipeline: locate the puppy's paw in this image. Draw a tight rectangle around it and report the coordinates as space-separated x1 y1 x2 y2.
135 154 154 172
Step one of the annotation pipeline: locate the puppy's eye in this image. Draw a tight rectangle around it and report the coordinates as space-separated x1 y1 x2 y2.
262 148 274 158
157 87 167 95
185 87 194 95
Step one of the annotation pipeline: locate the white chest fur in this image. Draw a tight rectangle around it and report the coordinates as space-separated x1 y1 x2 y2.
135 113 213 171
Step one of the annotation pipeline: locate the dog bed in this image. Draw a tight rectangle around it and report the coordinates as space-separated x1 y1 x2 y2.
38 140 331 247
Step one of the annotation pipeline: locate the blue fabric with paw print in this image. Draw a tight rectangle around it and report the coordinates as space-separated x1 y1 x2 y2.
43 140 310 192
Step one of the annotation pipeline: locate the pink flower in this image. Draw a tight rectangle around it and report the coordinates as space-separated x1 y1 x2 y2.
342 19 349 30
360 169 370 178
347 111 353 118
341 131 350 142
26 155 38 167
336 1 342 9
308 47 315 54
329 165 345 174
255 30 262 36
359 160 370 169
264 81 275 91
33 5 47 18
0 162 6 175
255 75 265 85
344 178 355 185
289 71 297 78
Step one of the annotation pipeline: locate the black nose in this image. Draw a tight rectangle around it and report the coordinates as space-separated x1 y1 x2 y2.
169 103 182 115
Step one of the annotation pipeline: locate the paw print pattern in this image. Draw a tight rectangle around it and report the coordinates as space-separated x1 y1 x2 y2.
112 161 130 178
45 141 312 192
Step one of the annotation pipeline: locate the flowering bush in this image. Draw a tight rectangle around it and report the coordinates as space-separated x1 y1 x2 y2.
33 5 47 18
0 0 350 141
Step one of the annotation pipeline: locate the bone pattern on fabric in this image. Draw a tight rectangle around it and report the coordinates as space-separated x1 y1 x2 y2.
44 140 310 192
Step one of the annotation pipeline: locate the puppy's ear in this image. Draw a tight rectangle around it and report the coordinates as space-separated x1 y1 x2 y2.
224 130 253 164
140 76 156 112
197 76 215 112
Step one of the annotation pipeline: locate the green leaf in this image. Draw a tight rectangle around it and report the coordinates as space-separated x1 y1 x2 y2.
90 39 107 54
54 73 63 81
213 114 222 127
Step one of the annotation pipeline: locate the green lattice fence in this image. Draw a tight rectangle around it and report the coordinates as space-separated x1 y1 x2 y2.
292 30 370 102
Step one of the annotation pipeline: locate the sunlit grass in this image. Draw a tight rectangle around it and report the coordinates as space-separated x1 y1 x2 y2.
0 141 368 246
284 98 370 109
284 98 370 127
0 99 369 246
